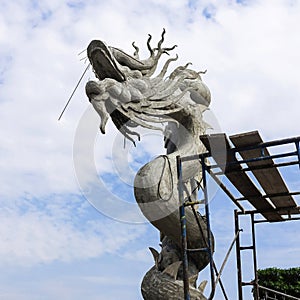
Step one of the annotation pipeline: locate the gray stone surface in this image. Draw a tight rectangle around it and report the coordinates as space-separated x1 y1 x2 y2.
86 29 212 300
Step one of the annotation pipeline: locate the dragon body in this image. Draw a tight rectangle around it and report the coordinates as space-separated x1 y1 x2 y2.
85 30 213 300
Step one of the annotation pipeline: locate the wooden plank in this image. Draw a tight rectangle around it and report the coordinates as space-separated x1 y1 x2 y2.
200 134 282 221
200 133 237 173
229 131 297 211
278 206 300 215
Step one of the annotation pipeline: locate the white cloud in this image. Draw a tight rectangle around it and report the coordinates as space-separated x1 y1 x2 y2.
0 0 300 299
2 0 300 200
0 194 147 266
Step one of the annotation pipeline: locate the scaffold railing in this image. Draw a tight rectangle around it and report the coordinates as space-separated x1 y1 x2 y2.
258 285 300 300
177 130 300 300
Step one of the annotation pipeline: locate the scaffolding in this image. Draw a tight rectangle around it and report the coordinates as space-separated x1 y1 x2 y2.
177 130 300 300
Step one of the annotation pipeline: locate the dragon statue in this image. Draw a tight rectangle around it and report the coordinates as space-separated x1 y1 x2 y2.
85 29 214 300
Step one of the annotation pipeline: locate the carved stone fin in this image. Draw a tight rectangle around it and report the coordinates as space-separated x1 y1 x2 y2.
149 247 159 268
198 280 208 293
188 274 198 288
162 261 182 279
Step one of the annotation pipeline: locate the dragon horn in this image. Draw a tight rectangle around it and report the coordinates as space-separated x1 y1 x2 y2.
162 261 182 279
188 274 198 288
198 280 208 293
149 247 159 268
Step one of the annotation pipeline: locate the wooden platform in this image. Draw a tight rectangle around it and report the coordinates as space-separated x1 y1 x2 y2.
200 131 300 222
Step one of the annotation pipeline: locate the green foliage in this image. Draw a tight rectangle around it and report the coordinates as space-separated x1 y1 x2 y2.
257 267 300 298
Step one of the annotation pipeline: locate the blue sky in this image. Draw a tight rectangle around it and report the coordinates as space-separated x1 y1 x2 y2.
0 0 300 299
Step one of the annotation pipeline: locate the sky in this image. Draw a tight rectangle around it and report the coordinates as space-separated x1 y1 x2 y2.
0 0 300 299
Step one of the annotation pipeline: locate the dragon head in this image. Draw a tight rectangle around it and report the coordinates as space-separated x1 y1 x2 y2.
87 40 126 82
85 30 210 146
